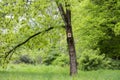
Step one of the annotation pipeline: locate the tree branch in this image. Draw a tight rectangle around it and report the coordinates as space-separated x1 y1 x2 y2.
56 2 68 26
4 27 54 60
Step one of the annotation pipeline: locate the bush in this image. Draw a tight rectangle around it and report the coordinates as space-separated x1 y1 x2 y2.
78 49 111 71
52 54 69 66
15 54 34 64
43 52 60 65
110 60 120 70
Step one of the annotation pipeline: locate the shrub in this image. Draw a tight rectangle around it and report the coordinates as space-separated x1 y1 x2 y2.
110 60 120 70
52 54 69 66
43 53 60 65
78 49 111 71
18 54 34 64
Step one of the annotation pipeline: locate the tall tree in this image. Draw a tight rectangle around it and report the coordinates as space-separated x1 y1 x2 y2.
0 0 77 75
56 0 77 75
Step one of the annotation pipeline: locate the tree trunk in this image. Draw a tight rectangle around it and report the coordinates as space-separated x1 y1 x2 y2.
56 2 77 76
66 24 77 76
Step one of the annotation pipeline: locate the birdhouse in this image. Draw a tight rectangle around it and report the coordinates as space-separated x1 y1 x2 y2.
68 33 71 38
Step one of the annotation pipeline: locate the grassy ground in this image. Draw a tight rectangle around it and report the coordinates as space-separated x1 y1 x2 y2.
0 64 120 80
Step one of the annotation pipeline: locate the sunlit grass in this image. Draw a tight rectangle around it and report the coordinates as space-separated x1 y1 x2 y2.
0 64 120 80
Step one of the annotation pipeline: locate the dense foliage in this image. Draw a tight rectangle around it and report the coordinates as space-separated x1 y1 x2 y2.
0 0 120 70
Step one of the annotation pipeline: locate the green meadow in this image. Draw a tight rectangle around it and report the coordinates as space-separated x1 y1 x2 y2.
0 64 120 80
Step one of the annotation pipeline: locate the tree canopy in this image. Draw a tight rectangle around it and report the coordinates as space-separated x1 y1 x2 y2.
0 0 120 73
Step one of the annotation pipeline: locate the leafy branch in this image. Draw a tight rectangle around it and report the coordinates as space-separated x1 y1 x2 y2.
4 27 54 62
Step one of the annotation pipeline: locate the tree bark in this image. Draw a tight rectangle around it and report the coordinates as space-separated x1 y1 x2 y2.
56 2 77 76
66 24 77 75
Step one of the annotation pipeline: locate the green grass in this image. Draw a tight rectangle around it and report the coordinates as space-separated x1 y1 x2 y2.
0 64 120 80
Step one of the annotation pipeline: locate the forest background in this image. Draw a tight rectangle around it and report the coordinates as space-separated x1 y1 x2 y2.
0 0 120 76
